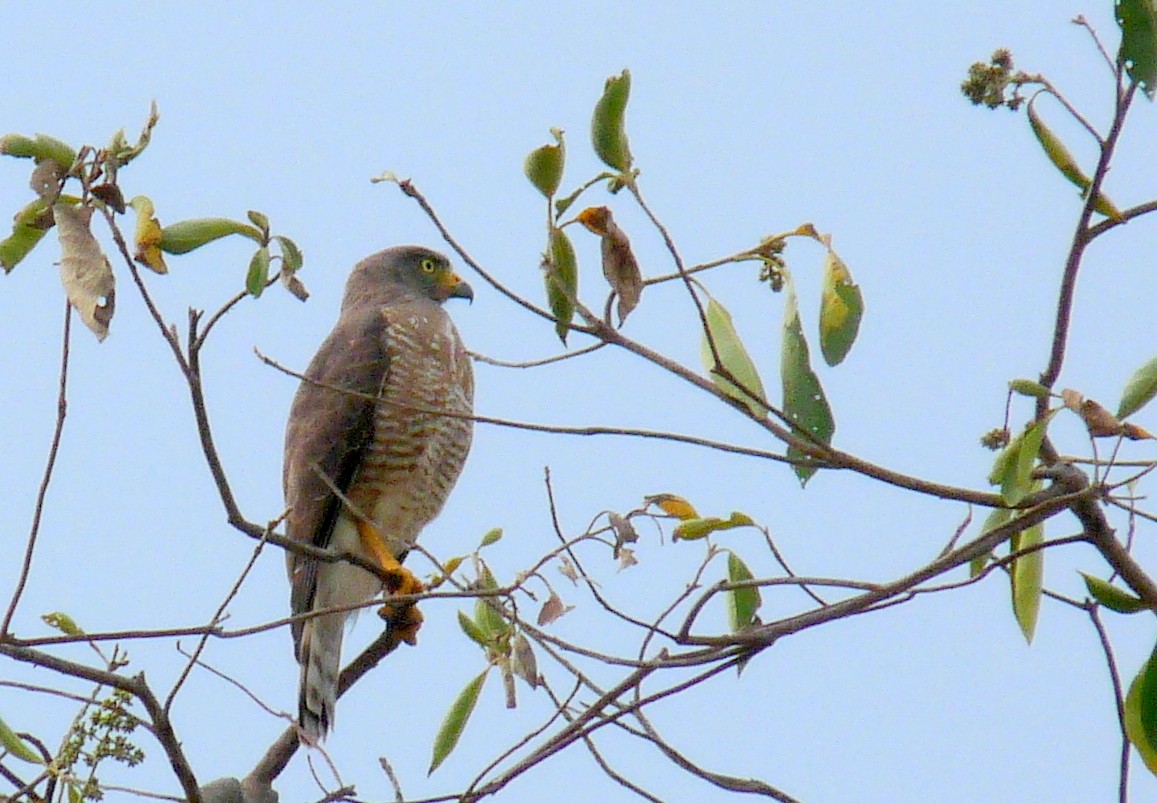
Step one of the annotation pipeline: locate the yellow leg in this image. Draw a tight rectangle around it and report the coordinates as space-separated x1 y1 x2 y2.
356 519 424 645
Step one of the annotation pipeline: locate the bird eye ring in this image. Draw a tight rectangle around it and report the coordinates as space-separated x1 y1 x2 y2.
420 258 437 274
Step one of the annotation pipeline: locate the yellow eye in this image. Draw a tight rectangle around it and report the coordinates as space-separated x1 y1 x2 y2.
420 257 437 274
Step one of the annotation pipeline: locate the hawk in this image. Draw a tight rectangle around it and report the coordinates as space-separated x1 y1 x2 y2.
283 245 474 741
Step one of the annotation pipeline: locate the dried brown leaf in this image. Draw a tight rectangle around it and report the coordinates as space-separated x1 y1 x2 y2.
537 591 572 626
56 204 115 340
577 206 642 324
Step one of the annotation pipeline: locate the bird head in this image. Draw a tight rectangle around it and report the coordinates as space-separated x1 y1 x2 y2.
343 246 474 310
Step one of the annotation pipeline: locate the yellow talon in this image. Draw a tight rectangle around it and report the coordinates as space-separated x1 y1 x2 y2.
357 518 424 644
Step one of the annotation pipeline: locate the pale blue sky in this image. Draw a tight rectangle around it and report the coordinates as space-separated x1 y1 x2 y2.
2 3 1156 801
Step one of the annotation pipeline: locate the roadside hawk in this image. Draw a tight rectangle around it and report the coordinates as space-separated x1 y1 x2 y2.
283 245 474 741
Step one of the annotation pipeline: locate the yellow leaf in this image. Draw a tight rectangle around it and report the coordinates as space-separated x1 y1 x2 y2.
645 493 698 520
129 196 167 274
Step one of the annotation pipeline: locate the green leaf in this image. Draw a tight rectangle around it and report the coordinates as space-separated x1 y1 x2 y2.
971 507 1012 577
1118 0 1157 99
159 217 263 254
1026 95 1120 217
429 669 488 774
0 714 43 764
274 235 303 273
1010 519 1044 643
781 276 835 486
246 246 271 297
1127 645 1157 776
1081 572 1149 613
700 296 768 418
479 527 503 548
1009 378 1051 399
726 552 761 632
524 128 565 198
591 69 633 171
0 132 76 170
0 198 52 273
1119 356 1157 419
673 512 756 541
545 226 578 344
994 416 1051 506
457 609 491 648
246 209 270 235
473 563 509 641
818 249 863 366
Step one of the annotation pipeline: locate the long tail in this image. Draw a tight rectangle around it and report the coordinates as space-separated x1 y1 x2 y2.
298 612 344 741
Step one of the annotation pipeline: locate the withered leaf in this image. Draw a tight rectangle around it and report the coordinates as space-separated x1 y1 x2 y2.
577 206 642 324
557 555 579 584
608 511 638 558
29 159 64 200
510 633 540 689
91 183 126 214
56 204 115 340
537 591 572 626
1080 399 1125 438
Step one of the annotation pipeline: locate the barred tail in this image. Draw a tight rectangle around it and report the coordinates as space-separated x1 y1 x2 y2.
298 613 344 741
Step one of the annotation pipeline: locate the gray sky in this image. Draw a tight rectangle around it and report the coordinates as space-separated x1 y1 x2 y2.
2 3 1156 801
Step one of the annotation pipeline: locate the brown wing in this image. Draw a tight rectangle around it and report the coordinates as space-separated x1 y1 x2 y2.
283 305 389 654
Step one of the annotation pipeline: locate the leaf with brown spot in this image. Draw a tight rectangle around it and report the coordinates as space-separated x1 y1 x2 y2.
56 204 115 341
577 206 642 324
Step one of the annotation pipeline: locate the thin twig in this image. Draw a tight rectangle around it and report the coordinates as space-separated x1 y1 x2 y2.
2 300 72 635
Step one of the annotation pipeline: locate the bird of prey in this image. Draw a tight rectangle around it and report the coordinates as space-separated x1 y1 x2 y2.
282 245 474 741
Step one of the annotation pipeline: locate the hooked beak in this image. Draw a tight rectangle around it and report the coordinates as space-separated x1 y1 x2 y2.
439 270 474 303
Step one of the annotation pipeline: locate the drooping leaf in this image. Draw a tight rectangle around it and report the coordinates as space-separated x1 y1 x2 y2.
0 714 42 764
457 610 491 648
645 493 699 520
591 69 633 172
510 633 540 689
0 132 76 170
246 246 271 297
0 198 53 272
429 669 488 774
56 204 115 341
1081 572 1149 613
473 563 509 641
818 248 863 366
524 128 565 198
1026 95 1120 218
544 226 577 344
700 296 768 418
971 507 1012 577
577 206 642 324
1010 518 1044 643
1125 642 1157 774
1119 356 1157 419
726 552 761 632
159 217 263 254
781 276 835 485
273 235 308 301
994 416 1050 506
1118 0 1157 99
128 195 167 274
